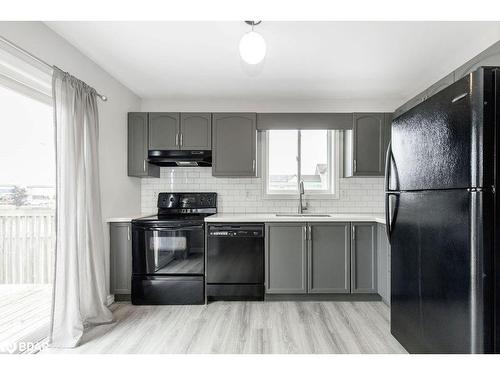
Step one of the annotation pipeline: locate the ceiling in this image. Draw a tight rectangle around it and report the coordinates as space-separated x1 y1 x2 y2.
46 21 500 109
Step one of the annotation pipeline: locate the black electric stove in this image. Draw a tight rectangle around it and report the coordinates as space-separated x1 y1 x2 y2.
131 192 216 305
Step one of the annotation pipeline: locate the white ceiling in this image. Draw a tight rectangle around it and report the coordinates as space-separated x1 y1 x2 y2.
46 21 500 109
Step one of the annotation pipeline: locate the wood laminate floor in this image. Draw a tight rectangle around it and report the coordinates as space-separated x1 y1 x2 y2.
44 301 406 354
0 284 52 354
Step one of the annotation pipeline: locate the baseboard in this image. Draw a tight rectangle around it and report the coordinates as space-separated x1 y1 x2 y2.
106 292 382 303
265 293 383 302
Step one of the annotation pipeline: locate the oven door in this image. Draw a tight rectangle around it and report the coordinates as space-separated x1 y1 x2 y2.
132 223 204 275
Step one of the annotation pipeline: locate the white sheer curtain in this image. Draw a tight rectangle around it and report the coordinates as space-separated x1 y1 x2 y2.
49 67 112 348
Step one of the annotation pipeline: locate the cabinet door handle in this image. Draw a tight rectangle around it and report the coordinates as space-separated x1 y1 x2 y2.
308 225 312 241
143 160 146 171
180 133 183 146
252 159 256 172
352 225 356 240
303 226 307 241
127 226 131 241
353 159 357 173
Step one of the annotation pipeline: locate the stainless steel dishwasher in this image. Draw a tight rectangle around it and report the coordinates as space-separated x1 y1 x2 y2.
206 224 264 301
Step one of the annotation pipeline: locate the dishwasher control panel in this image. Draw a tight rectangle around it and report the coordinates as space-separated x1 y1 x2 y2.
208 225 264 238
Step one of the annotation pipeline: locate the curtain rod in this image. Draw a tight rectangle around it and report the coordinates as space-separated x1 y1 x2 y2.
0 35 108 101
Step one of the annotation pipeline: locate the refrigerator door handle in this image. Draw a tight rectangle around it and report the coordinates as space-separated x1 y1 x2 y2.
384 141 392 192
384 140 401 243
385 193 391 242
385 192 399 244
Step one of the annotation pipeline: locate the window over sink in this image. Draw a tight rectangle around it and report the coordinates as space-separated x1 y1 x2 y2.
263 129 339 199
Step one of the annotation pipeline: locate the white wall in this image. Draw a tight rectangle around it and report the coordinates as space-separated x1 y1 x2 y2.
0 21 142 294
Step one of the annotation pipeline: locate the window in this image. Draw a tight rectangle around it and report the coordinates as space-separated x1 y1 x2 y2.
0 39 54 353
264 129 339 198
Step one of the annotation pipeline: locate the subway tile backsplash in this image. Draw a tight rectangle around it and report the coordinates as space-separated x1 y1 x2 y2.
141 167 385 215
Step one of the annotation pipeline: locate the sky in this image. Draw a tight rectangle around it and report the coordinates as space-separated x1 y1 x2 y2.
0 85 55 187
268 129 328 175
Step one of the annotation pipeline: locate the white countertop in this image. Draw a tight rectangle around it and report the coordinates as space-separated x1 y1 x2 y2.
106 213 386 224
204 213 386 225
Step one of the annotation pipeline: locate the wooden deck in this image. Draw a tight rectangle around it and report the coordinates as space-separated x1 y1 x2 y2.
0 284 52 354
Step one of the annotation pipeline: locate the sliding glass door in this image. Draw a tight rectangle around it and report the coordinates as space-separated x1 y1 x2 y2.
0 54 54 353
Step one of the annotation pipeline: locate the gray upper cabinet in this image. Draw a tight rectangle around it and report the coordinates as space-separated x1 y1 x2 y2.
148 112 211 150
308 223 350 294
344 113 390 177
148 112 180 150
110 222 132 295
454 40 500 80
266 223 307 294
353 113 385 176
377 224 390 305
180 113 212 150
351 223 377 294
212 113 257 177
128 112 159 178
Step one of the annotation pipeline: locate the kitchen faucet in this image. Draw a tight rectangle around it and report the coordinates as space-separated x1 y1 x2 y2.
299 180 307 214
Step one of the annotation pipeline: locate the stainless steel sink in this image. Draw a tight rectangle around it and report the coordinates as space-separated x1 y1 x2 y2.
275 214 331 217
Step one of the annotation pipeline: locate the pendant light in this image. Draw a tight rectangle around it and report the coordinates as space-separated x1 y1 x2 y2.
239 21 266 65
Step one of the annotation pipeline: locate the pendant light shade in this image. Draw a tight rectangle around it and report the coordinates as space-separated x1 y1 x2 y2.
239 21 266 65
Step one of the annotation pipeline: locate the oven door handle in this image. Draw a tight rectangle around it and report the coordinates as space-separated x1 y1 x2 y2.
136 225 204 231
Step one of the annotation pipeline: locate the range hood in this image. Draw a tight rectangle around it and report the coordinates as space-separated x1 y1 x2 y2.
148 150 212 167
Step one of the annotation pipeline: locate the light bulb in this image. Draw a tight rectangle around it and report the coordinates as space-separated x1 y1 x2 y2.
239 31 266 65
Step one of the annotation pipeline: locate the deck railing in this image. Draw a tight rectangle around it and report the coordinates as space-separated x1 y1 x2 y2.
0 210 55 284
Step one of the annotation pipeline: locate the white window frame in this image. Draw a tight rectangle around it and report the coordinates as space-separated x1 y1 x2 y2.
262 129 340 200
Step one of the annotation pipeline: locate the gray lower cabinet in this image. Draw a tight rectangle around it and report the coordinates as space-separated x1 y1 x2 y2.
212 113 257 177
351 223 377 294
128 112 159 178
344 113 391 177
148 112 180 150
265 223 307 294
110 222 132 295
180 113 211 150
308 223 350 293
377 224 390 305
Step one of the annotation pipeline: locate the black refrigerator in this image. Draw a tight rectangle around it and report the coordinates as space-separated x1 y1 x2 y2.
386 67 500 353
